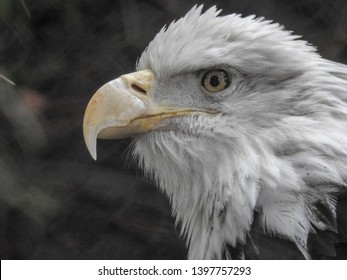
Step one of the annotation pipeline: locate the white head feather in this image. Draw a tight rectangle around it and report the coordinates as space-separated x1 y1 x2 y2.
132 5 347 259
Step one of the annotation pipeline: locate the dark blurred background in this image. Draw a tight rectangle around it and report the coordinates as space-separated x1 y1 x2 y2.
0 0 346 260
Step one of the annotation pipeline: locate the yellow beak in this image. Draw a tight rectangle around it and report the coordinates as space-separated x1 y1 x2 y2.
83 69 209 160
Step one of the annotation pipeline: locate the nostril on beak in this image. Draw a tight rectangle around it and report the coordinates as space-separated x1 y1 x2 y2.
131 84 147 95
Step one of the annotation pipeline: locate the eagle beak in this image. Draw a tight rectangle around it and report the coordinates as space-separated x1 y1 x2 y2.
83 69 199 160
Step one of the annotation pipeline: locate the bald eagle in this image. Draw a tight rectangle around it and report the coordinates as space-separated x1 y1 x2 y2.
83 6 347 259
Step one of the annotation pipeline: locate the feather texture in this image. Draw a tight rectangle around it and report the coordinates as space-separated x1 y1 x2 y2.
131 6 347 259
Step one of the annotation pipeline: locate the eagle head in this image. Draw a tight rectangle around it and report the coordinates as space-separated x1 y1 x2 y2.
83 6 347 259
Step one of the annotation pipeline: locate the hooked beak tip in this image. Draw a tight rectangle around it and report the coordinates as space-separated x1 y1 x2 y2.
83 124 98 161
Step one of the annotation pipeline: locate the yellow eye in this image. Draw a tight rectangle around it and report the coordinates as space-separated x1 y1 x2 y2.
202 69 231 93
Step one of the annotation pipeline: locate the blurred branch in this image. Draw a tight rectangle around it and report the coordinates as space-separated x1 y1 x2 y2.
20 0 31 19
0 74 15 86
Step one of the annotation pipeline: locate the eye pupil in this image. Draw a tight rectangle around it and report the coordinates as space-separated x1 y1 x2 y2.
210 76 220 87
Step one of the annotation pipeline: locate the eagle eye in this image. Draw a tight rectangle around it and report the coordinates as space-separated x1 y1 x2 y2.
202 69 231 93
